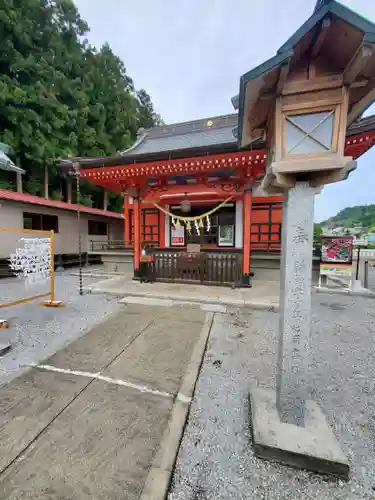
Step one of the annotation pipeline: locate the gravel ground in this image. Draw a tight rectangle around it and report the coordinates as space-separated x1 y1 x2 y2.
169 292 375 500
367 263 375 291
0 271 122 385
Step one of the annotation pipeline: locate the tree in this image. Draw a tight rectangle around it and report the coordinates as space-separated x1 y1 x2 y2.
0 0 161 212
79 43 138 156
314 223 323 241
321 204 375 232
0 0 87 187
136 89 163 130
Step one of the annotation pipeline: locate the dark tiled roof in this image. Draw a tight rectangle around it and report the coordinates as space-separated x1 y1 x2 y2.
121 112 375 156
59 113 375 170
347 114 375 136
121 114 238 157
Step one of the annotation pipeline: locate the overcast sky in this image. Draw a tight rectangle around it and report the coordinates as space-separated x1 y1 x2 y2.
75 0 375 222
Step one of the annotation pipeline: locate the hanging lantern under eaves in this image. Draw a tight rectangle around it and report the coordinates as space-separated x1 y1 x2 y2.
180 194 191 213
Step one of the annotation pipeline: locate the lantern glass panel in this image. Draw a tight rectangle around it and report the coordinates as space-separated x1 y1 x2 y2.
285 111 334 155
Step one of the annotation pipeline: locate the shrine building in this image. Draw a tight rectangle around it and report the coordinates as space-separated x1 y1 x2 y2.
60 0 375 288
59 112 374 286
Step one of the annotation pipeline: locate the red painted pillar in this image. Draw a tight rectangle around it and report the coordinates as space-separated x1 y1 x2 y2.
242 188 252 287
123 197 128 247
133 196 141 274
159 209 165 248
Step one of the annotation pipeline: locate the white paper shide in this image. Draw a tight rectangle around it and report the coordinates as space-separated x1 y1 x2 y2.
9 237 51 286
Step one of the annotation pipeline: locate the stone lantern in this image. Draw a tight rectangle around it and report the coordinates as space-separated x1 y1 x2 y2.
235 0 375 478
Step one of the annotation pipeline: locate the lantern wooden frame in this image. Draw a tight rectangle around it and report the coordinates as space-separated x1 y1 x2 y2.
277 84 350 161
282 105 340 158
264 81 354 188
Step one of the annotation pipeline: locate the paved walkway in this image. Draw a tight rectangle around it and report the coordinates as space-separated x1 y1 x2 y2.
84 275 280 310
0 303 207 500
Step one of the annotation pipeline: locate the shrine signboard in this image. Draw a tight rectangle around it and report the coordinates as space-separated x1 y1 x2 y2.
320 236 353 277
171 224 185 246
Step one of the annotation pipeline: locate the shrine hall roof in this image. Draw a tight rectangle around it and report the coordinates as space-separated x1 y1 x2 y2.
121 113 238 157
59 113 375 171
119 112 375 158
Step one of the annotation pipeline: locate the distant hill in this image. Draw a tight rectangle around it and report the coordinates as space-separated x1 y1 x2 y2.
321 205 375 231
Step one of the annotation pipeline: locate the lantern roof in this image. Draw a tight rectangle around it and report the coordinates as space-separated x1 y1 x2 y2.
235 0 375 148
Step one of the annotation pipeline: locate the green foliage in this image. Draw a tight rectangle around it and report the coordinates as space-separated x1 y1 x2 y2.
0 0 161 210
79 194 93 208
136 89 164 129
314 222 323 239
108 192 124 213
0 169 15 190
313 223 323 256
321 205 375 232
24 174 43 196
51 189 64 201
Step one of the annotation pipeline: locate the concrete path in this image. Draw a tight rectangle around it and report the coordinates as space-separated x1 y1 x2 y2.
84 275 280 310
0 304 206 500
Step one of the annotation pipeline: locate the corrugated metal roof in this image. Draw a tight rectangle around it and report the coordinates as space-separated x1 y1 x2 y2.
122 113 237 156
0 190 124 218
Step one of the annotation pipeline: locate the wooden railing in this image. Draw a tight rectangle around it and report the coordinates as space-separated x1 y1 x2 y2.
89 240 132 252
151 249 242 286
89 239 159 252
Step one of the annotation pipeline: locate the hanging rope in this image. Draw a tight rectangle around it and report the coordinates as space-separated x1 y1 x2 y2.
153 196 234 222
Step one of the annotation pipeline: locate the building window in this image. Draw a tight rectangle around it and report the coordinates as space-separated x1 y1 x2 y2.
23 212 59 233
88 220 108 236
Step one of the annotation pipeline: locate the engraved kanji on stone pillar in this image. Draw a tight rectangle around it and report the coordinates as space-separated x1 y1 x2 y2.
276 182 315 427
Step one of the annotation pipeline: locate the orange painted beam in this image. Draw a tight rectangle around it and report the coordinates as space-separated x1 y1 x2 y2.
142 183 244 204
81 150 265 184
80 130 375 184
242 189 252 279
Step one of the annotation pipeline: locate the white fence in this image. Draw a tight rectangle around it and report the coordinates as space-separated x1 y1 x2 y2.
353 249 375 261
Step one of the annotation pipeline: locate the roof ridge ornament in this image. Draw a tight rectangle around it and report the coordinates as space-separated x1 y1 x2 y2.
314 0 331 13
120 128 148 156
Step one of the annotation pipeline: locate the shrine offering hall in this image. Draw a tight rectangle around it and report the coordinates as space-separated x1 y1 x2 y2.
60 111 374 287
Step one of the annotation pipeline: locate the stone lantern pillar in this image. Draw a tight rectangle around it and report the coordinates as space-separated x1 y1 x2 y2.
234 0 375 478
